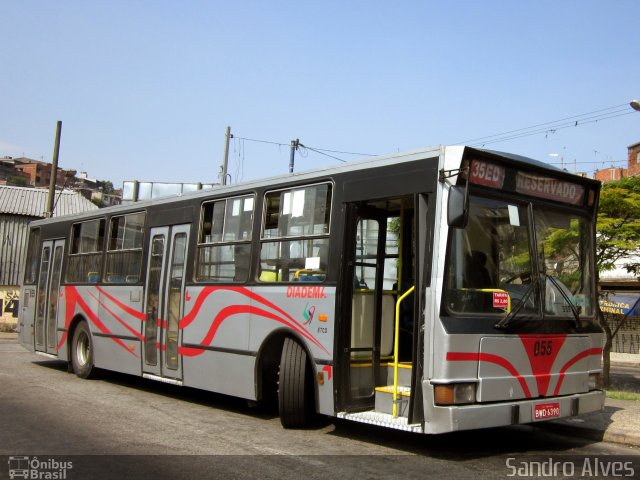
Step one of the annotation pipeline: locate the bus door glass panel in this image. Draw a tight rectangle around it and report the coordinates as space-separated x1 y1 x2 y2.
164 226 189 378
46 244 64 353
349 215 386 400
35 244 51 350
35 240 64 353
143 228 168 374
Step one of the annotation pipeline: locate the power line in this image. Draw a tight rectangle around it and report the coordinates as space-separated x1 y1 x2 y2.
456 103 634 147
548 160 628 168
478 111 633 146
299 145 347 163
233 135 377 158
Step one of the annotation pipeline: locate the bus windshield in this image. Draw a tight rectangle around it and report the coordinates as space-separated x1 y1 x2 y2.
444 195 595 324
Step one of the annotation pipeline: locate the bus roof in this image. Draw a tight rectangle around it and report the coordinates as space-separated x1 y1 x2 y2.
28 145 596 227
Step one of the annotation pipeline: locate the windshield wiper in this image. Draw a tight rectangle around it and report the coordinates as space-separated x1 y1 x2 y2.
545 274 581 329
494 283 535 330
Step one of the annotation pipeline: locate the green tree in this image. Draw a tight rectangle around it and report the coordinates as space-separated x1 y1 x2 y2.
96 180 115 194
8 176 28 187
597 176 640 275
595 176 640 387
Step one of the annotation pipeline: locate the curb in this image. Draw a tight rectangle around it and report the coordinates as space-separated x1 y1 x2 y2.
537 422 640 448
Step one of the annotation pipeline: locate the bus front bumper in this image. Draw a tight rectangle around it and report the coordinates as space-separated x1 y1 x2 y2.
424 390 605 434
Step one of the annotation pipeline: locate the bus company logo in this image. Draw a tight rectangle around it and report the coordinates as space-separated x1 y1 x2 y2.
302 303 316 325
8 456 73 479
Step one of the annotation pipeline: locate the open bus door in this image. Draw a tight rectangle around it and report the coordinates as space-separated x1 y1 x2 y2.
340 204 388 411
142 224 190 383
34 239 64 355
338 196 425 421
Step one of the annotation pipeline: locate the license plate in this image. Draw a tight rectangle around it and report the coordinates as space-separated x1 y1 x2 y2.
533 402 561 421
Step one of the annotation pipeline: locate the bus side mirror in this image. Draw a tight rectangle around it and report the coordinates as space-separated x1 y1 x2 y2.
448 185 469 228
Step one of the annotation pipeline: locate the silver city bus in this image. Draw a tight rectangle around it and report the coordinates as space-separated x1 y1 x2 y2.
18 146 604 433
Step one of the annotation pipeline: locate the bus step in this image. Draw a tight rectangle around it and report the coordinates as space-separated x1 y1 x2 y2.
337 410 423 433
374 385 411 417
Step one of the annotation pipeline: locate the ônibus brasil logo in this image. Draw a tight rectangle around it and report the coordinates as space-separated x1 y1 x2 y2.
8 456 73 479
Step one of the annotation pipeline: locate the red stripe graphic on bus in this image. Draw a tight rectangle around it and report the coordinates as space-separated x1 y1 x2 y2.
518 335 566 396
178 286 330 356
58 286 137 356
87 290 144 340
57 285 329 357
446 352 532 398
553 347 603 396
447 337 602 398
95 286 147 321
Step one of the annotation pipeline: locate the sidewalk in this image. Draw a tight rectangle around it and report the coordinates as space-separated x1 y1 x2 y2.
540 355 640 447
2 331 639 447
541 397 640 447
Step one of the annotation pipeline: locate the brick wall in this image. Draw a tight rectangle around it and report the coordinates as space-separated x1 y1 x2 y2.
594 167 628 183
628 143 640 177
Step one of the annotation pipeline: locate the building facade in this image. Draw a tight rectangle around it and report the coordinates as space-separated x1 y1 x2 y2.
628 141 640 178
0 186 98 328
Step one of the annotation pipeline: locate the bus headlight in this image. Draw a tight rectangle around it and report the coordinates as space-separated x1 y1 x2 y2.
589 373 602 390
434 383 476 405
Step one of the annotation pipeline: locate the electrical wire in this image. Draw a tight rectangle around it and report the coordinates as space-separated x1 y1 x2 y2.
227 101 634 169
233 136 377 157
472 111 633 147
300 145 347 163
456 103 634 147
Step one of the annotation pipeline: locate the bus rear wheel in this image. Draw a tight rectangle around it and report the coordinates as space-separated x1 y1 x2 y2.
278 338 314 428
71 321 96 379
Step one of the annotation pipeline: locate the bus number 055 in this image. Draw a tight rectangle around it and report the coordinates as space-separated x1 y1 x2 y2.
533 340 552 356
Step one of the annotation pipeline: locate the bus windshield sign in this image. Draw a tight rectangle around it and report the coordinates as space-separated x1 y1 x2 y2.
516 172 584 205
468 158 585 206
469 159 505 188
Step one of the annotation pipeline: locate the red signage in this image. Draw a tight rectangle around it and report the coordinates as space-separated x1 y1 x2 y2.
516 173 584 205
493 291 509 309
469 159 505 188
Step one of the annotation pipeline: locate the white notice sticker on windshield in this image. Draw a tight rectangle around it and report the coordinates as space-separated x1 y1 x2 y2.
508 205 520 226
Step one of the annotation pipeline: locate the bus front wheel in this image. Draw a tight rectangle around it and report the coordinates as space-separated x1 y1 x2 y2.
71 321 96 379
278 338 314 428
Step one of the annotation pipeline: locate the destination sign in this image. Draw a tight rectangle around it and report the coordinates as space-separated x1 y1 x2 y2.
516 172 584 206
467 157 587 206
469 159 505 188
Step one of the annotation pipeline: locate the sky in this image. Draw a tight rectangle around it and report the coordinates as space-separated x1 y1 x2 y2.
1 1 639 190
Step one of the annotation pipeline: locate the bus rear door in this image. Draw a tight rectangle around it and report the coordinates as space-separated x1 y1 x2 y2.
34 239 64 355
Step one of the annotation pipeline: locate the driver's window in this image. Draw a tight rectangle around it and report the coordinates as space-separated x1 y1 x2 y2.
445 197 532 315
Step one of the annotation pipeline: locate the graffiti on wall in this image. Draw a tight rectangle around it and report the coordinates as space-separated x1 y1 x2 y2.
0 288 20 321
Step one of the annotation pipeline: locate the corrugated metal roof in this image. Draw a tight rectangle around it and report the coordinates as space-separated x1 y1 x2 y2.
0 186 99 218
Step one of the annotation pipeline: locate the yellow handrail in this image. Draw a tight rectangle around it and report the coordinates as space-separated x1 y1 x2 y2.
392 285 415 417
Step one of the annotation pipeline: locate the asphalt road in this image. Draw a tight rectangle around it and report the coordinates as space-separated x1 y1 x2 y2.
1 336 638 480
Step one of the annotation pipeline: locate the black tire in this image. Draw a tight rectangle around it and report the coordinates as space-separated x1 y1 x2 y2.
71 321 96 379
278 338 314 428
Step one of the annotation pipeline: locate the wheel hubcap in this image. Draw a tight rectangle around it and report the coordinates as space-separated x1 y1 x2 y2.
77 332 89 366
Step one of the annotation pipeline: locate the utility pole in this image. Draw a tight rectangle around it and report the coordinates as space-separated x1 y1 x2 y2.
46 120 62 217
289 138 299 173
220 126 232 185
